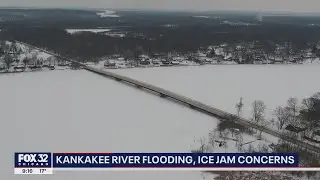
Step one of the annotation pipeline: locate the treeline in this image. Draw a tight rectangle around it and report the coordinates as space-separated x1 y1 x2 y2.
0 41 21 71
1 23 320 61
194 93 320 179
234 92 320 144
195 92 320 160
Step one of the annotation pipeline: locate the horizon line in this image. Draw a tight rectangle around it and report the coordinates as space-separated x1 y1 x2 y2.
0 6 320 16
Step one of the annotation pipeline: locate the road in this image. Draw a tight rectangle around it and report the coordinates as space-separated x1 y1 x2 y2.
17 41 320 154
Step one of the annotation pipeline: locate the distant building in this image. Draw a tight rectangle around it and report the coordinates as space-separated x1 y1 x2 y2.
139 60 151 65
271 56 283 64
253 58 263 64
291 56 303 64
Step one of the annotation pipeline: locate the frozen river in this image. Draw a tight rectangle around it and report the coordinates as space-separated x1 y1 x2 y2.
0 70 217 180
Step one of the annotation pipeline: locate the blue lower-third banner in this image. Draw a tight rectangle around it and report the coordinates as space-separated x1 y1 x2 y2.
14 152 299 169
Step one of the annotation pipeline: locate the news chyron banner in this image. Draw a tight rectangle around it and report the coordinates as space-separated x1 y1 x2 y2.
14 152 300 175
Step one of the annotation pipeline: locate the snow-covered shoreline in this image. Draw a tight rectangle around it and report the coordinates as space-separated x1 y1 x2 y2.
66 29 111 34
97 10 120 18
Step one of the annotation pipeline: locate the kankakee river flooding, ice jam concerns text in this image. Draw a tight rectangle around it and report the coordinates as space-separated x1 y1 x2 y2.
55 155 296 166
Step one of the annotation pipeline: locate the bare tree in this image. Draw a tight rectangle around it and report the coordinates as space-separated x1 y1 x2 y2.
206 48 216 58
269 118 276 129
123 49 134 61
312 92 320 99
286 97 299 119
133 46 144 65
258 119 269 138
274 106 291 130
22 56 31 68
10 42 18 54
16 47 23 55
14 55 19 64
2 43 10 54
93 58 99 65
301 98 315 122
3 54 13 71
230 128 238 137
235 97 244 116
47 56 56 66
252 100 266 124
246 144 255 153
257 144 270 153
192 137 208 153
207 129 218 152
30 53 38 65
221 129 230 153
300 96 319 139
235 133 244 152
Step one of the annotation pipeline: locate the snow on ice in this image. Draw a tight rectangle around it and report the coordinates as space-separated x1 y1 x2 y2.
108 64 320 120
0 70 217 180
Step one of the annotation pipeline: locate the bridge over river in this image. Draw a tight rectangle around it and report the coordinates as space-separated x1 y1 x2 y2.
17 41 320 155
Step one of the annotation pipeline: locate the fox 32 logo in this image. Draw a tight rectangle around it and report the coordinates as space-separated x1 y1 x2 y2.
15 152 51 167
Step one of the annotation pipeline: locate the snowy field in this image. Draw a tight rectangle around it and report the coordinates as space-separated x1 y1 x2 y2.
64 29 126 37
106 64 320 121
65 29 111 34
0 70 217 180
97 10 120 18
192 16 220 19
192 16 210 18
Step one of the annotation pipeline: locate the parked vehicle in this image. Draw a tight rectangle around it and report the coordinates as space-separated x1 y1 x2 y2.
161 60 172 66
104 60 118 69
152 61 161 67
116 62 126 68
13 64 26 72
179 61 190 66
48 65 55 70
170 61 180 66
28 65 42 70
138 60 153 68
58 62 68 66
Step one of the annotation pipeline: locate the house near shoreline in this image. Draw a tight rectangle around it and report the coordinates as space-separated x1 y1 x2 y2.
285 124 307 140
285 98 320 143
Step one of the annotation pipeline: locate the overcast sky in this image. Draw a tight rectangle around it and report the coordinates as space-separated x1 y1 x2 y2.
1 0 320 13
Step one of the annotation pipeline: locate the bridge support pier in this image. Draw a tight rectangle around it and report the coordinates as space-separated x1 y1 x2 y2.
135 84 142 89
114 78 122 81
159 93 167 98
